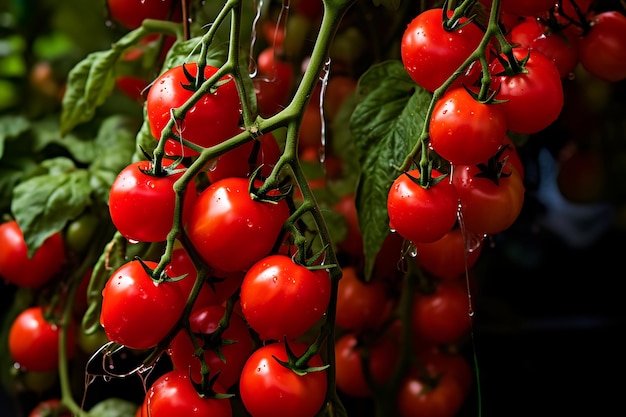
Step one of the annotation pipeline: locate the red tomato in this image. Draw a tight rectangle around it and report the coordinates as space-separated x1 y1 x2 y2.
0 220 66 289
168 304 253 389
142 369 232 417
323 74 358 122
332 193 363 257
240 254 331 341
397 355 471 417
452 160 525 235
417 348 474 395
387 169 459 244
107 0 182 29
414 227 484 281
429 87 507 165
166 247 243 312
9 306 77 372
239 341 327 417
206 132 281 183
108 159 197 243
100 260 186 350
334 332 399 398
579 11 626 82
254 47 294 117
115 76 150 102
186 177 290 273
411 280 472 345
146 63 242 157
499 0 556 17
508 17 580 79
401 8 484 92
28 399 72 417
335 266 395 333
557 0 594 28
298 95 324 150
489 48 564 134
107 0 182 30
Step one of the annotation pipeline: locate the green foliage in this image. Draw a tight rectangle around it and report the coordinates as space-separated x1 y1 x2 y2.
350 60 430 279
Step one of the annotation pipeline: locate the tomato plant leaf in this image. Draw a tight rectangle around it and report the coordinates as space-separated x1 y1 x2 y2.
11 157 92 256
350 60 430 279
0 115 30 159
161 36 229 73
60 49 121 136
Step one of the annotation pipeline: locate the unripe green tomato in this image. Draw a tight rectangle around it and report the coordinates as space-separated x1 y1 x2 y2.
64 212 100 254
77 327 110 355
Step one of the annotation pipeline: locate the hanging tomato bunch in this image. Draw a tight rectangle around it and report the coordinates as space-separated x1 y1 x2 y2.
1 1 625 417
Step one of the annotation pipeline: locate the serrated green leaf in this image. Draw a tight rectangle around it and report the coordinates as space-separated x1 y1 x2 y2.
60 49 121 135
11 157 93 256
350 60 431 279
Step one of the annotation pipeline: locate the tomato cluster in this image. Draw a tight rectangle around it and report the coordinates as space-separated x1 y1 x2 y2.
2 0 626 416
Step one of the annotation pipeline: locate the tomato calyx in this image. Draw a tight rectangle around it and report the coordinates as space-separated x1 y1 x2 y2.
491 48 531 77
403 162 448 189
136 256 184 284
247 167 291 204
554 0 592 34
189 369 234 400
473 144 514 186
442 0 478 32
272 338 329 377
180 63 232 93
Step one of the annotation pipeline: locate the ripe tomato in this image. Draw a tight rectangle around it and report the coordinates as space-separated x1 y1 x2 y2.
578 11 626 82
334 332 399 398
489 48 564 135
452 160 525 235
417 347 474 395
107 0 182 30
186 177 290 273
498 0 556 17
146 63 242 157
401 8 484 92
9 306 77 372
168 304 253 389
239 341 327 417
100 260 186 350
508 18 580 79
411 280 472 345
332 193 364 257
429 87 507 165
108 159 197 243
387 169 459 244
335 266 395 333
142 369 232 417
240 254 331 341
397 356 470 417
205 132 281 183
414 227 484 281
0 220 66 289
254 47 294 117
323 74 357 122
28 399 71 417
